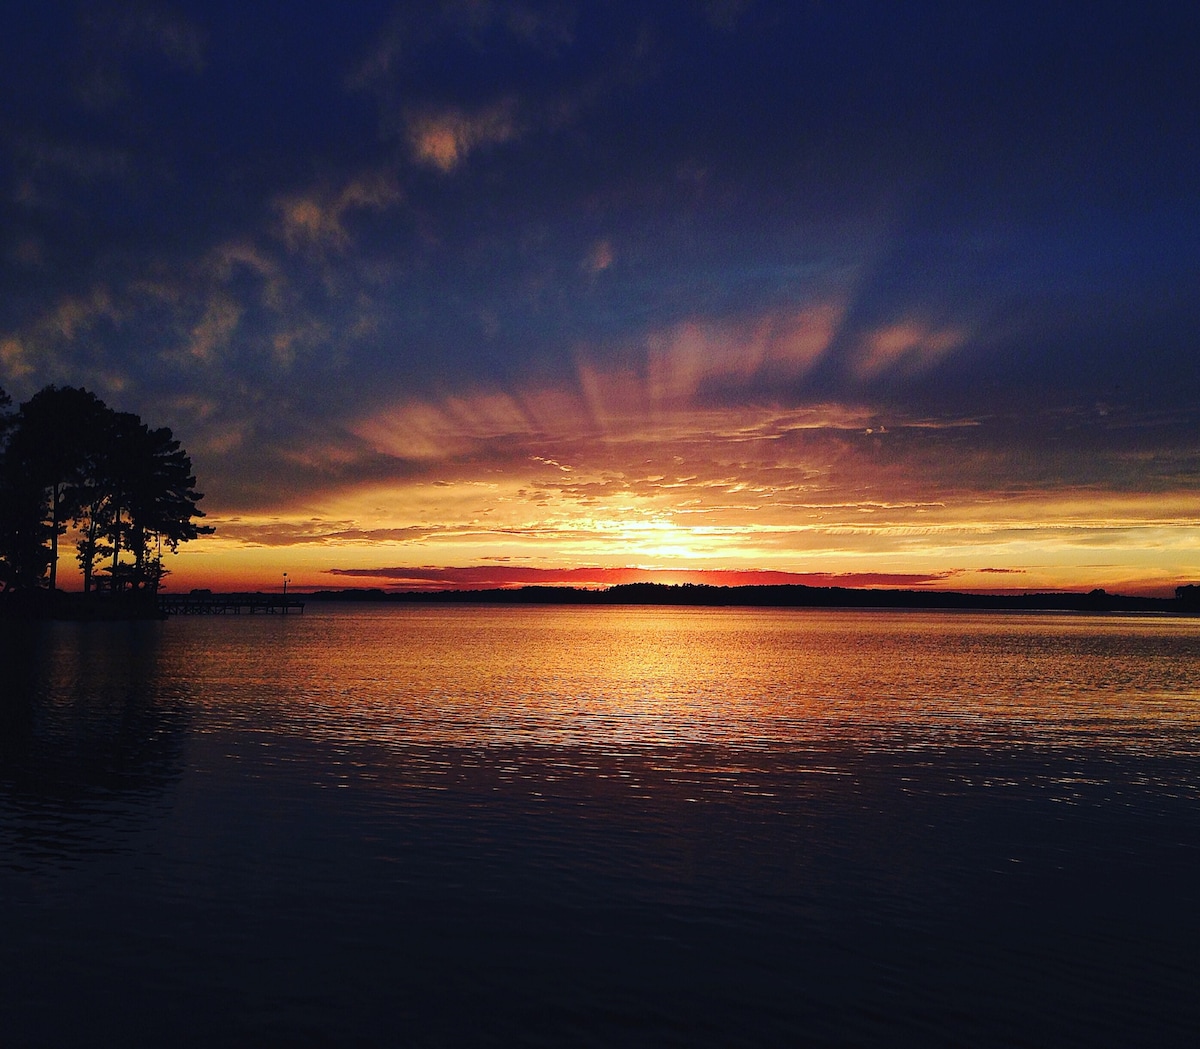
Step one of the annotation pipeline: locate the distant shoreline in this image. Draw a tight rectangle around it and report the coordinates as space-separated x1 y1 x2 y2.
3 582 1197 620
298 582 1200 615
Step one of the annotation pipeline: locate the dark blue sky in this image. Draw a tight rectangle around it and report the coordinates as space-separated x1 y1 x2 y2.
2 1 1198 591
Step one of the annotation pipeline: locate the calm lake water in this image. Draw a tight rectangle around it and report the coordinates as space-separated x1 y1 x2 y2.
2 605 1198 1047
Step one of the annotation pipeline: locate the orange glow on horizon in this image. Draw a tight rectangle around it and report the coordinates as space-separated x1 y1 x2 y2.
45 307 1198 601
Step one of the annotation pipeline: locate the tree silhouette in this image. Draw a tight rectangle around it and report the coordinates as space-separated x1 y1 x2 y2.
0 387 52 591
6 387 112 592
0 385 213 595
93 413 213 591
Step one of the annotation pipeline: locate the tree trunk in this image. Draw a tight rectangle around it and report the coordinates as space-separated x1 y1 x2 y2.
111 503 122 585
82 514 97 593
49 482 60 592
133 524 146 586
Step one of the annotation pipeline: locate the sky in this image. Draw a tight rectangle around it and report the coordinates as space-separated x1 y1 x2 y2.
2 1 1198 595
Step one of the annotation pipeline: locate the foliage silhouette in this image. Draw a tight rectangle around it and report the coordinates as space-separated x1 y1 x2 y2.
0 384 213 597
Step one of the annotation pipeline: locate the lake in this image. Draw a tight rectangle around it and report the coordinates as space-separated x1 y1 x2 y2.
2 605 1198 1047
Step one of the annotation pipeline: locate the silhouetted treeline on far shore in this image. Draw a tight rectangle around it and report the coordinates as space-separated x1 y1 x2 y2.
7 581 1196 621
302 582 1200 614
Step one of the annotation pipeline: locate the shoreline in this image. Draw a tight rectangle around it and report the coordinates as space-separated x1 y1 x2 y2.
302 582 1199 615
3 582 1196 620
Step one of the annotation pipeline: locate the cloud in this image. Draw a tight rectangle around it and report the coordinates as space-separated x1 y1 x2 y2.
330 334 1200 587
271 319 332 369
347 3 640 175
853 320 967 380
185 378 1200 597
405 100 522 172
275 171 403 252
51 288 123 340
152 234 332 373
213 519 444 548
583 238 615 274
347 302 975 480
206 240 285 304
186 296 241 364
0 337 32 380
645 304 844 404
0 287 125 388
325 564 960 591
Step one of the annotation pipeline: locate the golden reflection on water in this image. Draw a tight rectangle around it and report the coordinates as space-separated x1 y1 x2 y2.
166 606 1200 755
5 605 1200 1049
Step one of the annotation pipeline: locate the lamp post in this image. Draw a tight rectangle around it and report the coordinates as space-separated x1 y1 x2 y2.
282 572 288 613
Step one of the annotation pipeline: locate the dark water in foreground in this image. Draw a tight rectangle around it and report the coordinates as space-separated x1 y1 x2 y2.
2 606 1198 1047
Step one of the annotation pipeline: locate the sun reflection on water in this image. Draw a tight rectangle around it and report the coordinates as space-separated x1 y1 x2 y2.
164 605 1200 762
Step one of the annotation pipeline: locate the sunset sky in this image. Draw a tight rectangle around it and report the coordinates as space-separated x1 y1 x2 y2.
2 1 1197 594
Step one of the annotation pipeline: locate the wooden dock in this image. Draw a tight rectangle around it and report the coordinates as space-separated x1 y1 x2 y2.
158 593 306 616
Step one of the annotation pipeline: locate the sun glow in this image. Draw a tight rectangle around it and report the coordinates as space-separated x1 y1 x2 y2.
114 308 1199 599
143 473 1199 597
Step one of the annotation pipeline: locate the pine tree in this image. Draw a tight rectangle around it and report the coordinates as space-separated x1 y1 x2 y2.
2 387 109 591
0 385 214 594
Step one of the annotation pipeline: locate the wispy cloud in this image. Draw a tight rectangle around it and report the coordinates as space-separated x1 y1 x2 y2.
583 238 615 274
276 171 403 251
325 564 959 591
0 286 124 388
214 519 445 548
185 295 241 364
853 319 967 380
405 100 522 172
644 304 844 403
0 337 32 379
